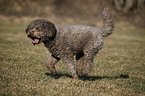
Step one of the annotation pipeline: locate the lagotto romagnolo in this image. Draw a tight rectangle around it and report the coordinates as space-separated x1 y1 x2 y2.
26 7 114 78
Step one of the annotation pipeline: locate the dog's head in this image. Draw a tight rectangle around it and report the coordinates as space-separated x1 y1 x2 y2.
25 19 56 45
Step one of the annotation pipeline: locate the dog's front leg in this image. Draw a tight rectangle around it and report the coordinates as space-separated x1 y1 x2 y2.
63 57 79 78
46 56 60 75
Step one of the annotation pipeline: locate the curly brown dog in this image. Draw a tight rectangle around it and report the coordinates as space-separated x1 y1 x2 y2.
25 8 114 78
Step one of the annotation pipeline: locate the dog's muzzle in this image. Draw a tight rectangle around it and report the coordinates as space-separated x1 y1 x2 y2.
27 32 41 45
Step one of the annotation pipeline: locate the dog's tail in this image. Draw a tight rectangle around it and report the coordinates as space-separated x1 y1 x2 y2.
101 7 114 37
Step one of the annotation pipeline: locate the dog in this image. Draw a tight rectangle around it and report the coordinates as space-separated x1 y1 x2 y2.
25 7 114 78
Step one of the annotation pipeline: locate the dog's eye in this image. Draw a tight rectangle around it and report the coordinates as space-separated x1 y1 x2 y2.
36 27 39 30
36 27 41 31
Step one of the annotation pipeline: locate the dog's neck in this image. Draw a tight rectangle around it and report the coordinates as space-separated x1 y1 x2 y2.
43 37 56 47
43 37 61 58
43 34 58 54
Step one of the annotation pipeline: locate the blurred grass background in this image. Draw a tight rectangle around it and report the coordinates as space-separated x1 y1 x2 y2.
0 0 145 95
0 0 145 26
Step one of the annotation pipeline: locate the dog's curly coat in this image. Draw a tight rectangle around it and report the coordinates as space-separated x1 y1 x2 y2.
26 8 114 78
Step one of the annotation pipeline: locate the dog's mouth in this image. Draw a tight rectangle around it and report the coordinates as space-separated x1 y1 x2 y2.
32 38 41 45
32 39 40 43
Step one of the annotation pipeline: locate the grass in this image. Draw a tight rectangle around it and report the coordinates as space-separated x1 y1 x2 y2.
0 21 145 96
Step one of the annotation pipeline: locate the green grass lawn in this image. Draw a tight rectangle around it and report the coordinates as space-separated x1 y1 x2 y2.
0 22 145 96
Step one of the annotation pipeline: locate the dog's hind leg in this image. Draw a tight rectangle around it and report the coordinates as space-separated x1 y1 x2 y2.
76 51 85 76
63 56 79 78
76 50 96 76
46 55 60 75
77 57 94 76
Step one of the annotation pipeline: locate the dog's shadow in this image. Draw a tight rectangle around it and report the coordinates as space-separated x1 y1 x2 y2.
45 73 129 81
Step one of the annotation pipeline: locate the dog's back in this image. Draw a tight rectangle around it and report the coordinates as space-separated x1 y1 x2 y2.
56 25 103 53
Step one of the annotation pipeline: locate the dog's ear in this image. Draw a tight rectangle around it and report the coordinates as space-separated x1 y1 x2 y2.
44 21 57 37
